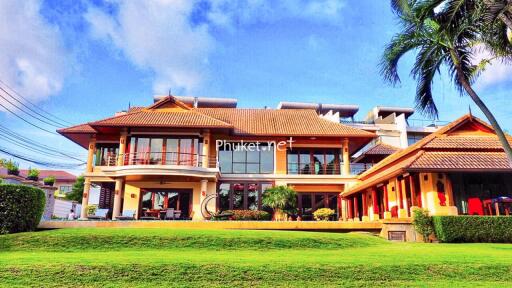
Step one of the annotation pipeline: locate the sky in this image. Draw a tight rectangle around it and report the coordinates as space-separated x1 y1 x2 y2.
0 0 511 174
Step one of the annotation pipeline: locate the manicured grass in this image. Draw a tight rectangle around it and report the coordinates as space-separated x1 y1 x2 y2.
1 228 511 287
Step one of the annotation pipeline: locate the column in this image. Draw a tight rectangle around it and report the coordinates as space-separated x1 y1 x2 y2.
117 129 128 166
397 177 407 218
80 178 92 220
193 179 209 220
383 184 391 219
342 138 350 176
372 188 380 220
202 130 210 168
361 192 369 222
112 178 124 219
347 197 353 221
353 196 359 221
80 136 96 219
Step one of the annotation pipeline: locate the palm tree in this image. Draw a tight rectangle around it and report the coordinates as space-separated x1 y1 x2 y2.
262 185 297 221
382 0 512 164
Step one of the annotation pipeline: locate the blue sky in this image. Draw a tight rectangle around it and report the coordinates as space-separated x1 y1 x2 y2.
0 0 511 173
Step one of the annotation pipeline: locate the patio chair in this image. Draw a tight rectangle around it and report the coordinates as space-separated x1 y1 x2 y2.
87 208 109 220
115 210 136 221
164 208 175 220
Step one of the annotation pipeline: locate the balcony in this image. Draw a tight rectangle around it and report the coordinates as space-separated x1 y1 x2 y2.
93 152 219 179
287 162 373 176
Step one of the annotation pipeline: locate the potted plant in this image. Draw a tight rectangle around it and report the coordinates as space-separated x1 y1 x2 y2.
43 176 56 186
26 168 40 181
262 185 297 221
5 160 19 176
313 208 335 221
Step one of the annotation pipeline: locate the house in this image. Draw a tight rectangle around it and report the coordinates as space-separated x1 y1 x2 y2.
342 114 512 221
58 95 377 220
19 169 76 198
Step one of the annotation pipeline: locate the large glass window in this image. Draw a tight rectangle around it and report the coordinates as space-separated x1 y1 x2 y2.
127 136 201 166
218 143 274 174
140 189 192 218
287 149 341 175
95 143 119 166
217 182 272 211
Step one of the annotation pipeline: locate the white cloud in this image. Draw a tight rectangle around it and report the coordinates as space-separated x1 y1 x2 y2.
0 0 68 103
472 45 512 89
85 0 346 94
85 0 213 94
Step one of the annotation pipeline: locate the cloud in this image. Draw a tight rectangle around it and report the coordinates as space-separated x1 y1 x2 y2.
0 0 68 103
84 0 346 94
472 45 512 90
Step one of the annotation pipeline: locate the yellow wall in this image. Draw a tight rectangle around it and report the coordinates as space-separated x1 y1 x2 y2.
122 180 217 220
421 172 457 216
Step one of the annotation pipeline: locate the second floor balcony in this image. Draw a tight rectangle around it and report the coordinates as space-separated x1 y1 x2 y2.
97 151 218 168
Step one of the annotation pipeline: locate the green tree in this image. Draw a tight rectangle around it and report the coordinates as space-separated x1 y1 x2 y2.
66 176 85 203
382 0 512 165
262 185 297 221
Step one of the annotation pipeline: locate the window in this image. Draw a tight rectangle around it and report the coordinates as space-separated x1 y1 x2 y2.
287 149 341 175
407 134 425 146
218 143 274 174
127 136 202 165
217 182 273 211
94 143 119 166
59 185 72 193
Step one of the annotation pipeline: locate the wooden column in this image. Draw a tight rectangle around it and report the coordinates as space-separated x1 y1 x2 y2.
86 136 96 173
397 178 404 209
80 178 92 219
372 188 379 214
410 174 422 208
347 197 353 219
383 184 389 212
81 136 96 219
342 138 350 176
362 192 368 216
353 196 359 220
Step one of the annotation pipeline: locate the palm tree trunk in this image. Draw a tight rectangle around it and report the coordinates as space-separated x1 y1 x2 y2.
455 66 512 166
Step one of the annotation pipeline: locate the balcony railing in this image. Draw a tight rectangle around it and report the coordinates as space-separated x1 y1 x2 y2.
350 163 374 175
287 163 373 175
101 152 218 168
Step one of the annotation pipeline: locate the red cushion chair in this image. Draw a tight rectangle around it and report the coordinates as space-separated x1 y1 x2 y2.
467 198 483 216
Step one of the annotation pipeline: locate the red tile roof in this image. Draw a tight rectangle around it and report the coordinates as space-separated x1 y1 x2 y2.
89 110 233 129
345 114 512 195
19 170 77 181
57 123 96 134
58 96 374 138
361 143 401 155
197 108 374 137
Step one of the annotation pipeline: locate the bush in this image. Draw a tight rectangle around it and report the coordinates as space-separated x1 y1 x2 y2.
87 204 98 216
262 185 297 220
27 168 40 181
433 216 512 243
412 208 434 242
4 160 19 176
225 210 271 221
313 208 335 221
43 176 56 186
0 184 46 234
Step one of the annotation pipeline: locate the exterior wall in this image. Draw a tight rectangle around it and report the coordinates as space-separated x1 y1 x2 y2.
420 172 457 216
122 180 216 220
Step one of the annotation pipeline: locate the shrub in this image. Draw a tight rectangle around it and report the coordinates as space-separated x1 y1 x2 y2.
262 185 297 220
313 208 335 221
43 176 56 186
412 208 434 242
26 168 40 181
87 204 98 216
0 184 46 234
4 160 19 176
66 176 84 202
433 216 512 243
225 210 271 221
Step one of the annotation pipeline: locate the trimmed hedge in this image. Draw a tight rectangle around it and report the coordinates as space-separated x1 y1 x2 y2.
433 216 512 243
0 184 45 234
225 210 271 221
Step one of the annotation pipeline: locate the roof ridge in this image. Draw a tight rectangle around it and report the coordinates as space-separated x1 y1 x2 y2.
189 108 233 126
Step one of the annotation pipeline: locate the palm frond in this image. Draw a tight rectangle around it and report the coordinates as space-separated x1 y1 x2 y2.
380 29 423 85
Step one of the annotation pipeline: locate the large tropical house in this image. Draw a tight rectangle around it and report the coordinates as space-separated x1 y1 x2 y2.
58 96 512 221
59 96 376 220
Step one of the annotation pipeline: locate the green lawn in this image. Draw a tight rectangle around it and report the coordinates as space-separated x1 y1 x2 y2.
1 228 511 287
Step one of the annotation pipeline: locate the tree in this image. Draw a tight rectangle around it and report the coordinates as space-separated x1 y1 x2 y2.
262 185 297 221
66 176 85 203
382 0 512 165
